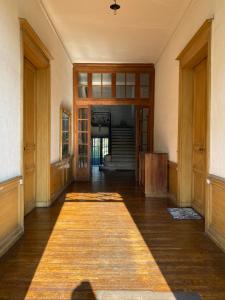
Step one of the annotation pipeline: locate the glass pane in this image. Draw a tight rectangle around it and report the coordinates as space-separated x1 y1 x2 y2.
79 108 88 119
78 120 88 131
62 119 69 131
102 73 112 85
79 133 88 144
140 73 149 86
78 73 88 85
63 132 69 143
102 86 112 98
140 86 149 98
62 144 69 157
102 138 109 158
78 86 88 98
126 86 135 98
92 73 101 85
92 86 102 98
116 86 125 98
126 73 135 85
79 156 88 168
79 145 88 156
116 73 125 85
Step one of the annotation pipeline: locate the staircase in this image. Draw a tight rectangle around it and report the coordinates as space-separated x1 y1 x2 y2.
102 127 136 170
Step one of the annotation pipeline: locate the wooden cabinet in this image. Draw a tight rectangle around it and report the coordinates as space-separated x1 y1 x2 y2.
139 152 168 197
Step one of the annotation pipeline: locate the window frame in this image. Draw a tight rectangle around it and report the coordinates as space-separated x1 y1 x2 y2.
60 107 72 160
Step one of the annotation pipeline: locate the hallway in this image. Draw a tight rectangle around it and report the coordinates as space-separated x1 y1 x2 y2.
0 170 225 300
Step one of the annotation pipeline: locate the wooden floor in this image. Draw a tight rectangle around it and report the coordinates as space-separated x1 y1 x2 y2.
0 169 225 300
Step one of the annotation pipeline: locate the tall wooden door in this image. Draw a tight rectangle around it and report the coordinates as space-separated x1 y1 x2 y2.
75 106 91 181
23 59 37 215
192 58 207 216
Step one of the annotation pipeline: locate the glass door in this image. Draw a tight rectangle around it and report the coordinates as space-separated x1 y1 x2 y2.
76 106 91 181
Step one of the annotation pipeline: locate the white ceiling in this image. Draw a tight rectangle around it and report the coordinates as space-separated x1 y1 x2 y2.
41 0 192 63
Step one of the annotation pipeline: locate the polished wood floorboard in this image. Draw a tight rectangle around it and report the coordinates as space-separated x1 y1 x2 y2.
0 169 225 300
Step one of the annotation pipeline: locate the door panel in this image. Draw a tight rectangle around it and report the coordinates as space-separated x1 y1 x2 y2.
24 59 36 215
192 59 207 216
76 106 91 181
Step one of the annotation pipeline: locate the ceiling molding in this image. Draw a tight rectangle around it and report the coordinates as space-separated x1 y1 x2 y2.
38 0 73 64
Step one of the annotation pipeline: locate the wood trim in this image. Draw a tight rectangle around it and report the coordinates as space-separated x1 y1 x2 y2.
20 18 53 62
0 176 24 257
206 175 225 253
75 99 153 106
177 20 212 208
177 19 213 66
74 63 154 70
50 157 74 205
21 19 51 208
168 161 178 204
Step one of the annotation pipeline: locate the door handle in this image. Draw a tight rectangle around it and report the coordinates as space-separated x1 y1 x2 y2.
194 145 205 152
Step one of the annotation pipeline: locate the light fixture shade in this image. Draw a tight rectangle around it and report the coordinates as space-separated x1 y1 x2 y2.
110 1 120 14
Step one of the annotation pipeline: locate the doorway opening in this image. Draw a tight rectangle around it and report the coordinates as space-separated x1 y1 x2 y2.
91 105 136 174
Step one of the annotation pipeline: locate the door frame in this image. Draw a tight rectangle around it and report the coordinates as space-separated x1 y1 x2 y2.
177 19 212 209
20 19 52 208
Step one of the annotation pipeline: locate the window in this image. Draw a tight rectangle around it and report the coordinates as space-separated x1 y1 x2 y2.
78 73 88 98
116 73 135 98
92 73 112 98
140 73 150 99
91 137 109 165
60 108 71 159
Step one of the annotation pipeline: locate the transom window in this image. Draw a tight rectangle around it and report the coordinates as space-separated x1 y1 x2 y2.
76 70 152 100
116 73 135 98
92 73 112 98
140 73 150 99
78 73 88 98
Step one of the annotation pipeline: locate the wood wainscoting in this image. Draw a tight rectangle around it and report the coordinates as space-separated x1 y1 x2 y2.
0 177 24 257
50 157 74 204
206 175 225 252
168 161 178 204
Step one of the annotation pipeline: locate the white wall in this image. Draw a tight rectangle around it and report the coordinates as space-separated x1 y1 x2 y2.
154 0 225 178
0 0 73 182
19 0 73 163
0 0 21 182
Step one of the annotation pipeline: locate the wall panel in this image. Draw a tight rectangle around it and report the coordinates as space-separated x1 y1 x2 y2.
206 176 225 252
0 177 23 257
50 157 73 204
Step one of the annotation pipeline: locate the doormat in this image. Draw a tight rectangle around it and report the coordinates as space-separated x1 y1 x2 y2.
167 208 202 220
95 291 201 300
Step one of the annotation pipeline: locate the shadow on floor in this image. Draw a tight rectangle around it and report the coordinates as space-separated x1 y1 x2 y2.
71 281 96 300
0 186 73 300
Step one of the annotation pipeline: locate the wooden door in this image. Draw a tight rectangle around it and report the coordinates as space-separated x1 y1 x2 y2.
75 106 91 181
192 59 207 216
23 59 37 215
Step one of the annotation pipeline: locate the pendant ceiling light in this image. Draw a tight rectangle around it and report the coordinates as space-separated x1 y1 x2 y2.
110 0 121 15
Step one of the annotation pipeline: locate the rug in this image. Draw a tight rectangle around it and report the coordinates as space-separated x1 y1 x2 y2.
167 208 202 220
95 291 201 300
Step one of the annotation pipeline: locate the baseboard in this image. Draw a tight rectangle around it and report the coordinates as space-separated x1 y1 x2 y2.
0 226 24 258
